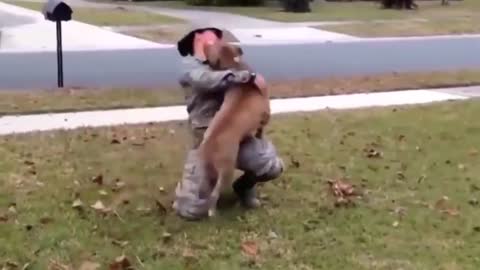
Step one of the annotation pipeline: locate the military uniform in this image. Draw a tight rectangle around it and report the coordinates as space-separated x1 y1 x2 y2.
173 28 284 220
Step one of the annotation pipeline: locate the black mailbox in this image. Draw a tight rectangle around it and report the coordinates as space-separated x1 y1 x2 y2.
42 0 74 88
42 0 73 22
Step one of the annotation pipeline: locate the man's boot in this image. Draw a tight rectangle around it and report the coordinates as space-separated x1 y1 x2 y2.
232 172 261 209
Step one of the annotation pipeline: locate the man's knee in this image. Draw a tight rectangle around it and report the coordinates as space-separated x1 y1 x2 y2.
256 156 284 182
237 136 285 182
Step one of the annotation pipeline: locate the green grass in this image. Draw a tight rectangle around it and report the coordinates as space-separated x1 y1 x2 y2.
136 0 480 23
4 0 183 26
2 99 480 268
320 17 480 37
2 70 480 116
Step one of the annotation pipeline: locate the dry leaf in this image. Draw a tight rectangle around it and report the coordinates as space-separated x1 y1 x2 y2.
5 260 19 268
78 261 101 270
112 240 129 248
290 156 300 168
327 179 359 207
241 241 259 258
268 231 279 239
434 196 460 216
468 198 479 206
392 221 399 227
162 232 172 242
112 179 125 192
8 203 17 214
40 216 54 224
111 139 121 144
109 255 132 270
469 148 478 156
458 164 466 171
98 190 108 196
155 200 167 216
72 199 84 210
48 259 72 270
24 160 35 166
0 213 8 222
91 200 111 213
364 148 382 158
182 248 195 259
91 175 103 185
158 186 165 193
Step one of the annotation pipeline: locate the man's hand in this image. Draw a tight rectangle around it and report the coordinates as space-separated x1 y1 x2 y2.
229 71 266 90
229 70 254 84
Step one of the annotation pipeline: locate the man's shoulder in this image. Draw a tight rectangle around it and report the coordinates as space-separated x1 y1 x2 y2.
181 57 207 69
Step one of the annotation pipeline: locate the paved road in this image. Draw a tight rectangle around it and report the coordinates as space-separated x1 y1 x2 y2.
1 36 480 89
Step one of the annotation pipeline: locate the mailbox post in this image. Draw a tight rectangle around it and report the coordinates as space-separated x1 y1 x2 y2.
42 0 73 88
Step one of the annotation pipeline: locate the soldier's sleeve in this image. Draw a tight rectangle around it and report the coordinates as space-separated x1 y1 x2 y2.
179 58 234 93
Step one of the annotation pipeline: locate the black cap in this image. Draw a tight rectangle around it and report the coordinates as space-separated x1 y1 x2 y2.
176 27 223 57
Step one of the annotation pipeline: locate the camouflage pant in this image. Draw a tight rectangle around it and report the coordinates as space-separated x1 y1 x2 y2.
173 127 284 220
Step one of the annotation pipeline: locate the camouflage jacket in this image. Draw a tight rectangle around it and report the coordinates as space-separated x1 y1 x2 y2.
179 57 235 130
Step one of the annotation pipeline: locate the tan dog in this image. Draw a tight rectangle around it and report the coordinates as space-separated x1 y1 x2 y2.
197 41 270 217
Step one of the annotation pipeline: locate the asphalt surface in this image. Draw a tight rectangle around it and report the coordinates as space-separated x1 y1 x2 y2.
1 36 480 89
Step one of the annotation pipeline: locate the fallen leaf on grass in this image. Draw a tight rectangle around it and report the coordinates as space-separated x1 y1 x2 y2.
155 200 167 216
327 179 359 207
0 213 8 222
364 148 382 158
289 156 300 168
182 248 196 260
241 241 259 259
112 179 126 192
91 200 111 214
39 216 54 225
72 199 84 210
5 260 19 269
8 203 17 214
98 190 108 196
469 148 478 156
48 260 72 270
109 255 132 270
112 240 129 248
468 198 479 206
111 139 121 144
91 174 103 185
78 261 101 270
24 160 35 166
434 196 460 216
162 232 172 243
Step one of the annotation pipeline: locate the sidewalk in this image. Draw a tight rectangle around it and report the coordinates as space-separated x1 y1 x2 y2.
0 1 358 52
0 86 475 136
0 2 169 52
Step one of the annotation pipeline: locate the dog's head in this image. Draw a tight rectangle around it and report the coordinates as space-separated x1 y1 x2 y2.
204 41 245 71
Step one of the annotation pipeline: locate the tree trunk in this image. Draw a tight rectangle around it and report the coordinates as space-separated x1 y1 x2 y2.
381 0 417 9
284 0 311 13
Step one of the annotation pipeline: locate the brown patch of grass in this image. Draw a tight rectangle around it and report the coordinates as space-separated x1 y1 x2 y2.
1 69 480 115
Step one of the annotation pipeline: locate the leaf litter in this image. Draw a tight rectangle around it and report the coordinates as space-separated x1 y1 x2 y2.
327 178 362 207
